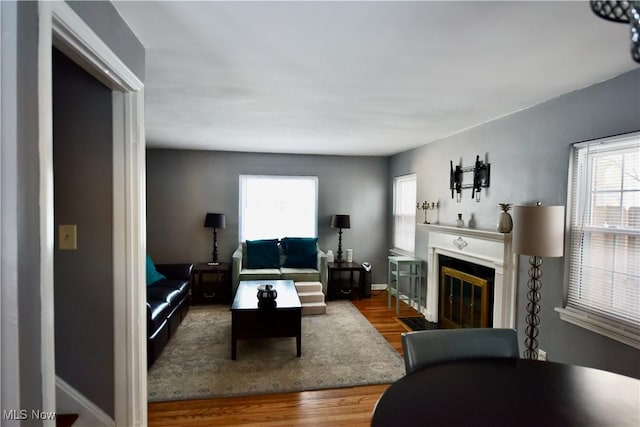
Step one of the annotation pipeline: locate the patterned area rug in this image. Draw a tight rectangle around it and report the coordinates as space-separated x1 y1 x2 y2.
148 301 405 402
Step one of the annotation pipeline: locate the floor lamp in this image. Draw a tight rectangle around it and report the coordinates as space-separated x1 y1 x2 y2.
513 203 564 360
331 214 350 263
204 213 226 265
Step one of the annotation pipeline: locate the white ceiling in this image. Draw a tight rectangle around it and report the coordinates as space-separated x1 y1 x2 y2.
112 1 638 156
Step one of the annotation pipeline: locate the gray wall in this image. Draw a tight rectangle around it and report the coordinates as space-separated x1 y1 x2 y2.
2 1 21 420
7 0 143 421
146 150 390 283
16 1 43 417
390 69 640 378
67 1 145 79
53 48 114 417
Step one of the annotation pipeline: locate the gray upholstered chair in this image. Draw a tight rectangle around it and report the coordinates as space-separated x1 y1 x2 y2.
401 328 519 374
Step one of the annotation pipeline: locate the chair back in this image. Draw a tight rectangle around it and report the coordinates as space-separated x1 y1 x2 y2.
401 328 519 374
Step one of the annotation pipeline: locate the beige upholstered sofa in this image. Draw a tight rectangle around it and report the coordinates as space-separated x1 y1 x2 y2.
232 238 327 296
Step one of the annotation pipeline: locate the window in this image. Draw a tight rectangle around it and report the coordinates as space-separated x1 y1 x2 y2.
393 174 417 254
558 132 640 348
239 175 318 242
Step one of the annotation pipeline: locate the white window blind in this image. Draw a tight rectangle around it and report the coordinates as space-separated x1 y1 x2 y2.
239 175 318 242
393 174 417 253
566 133 640 334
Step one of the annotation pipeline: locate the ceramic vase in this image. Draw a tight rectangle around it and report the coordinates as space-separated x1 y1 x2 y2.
456 213 465 228
497 203 513 233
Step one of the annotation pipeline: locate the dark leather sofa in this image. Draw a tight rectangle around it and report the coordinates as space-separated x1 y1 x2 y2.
147 263 193 367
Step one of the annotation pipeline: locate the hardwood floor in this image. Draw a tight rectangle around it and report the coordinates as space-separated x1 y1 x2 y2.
148 289 420 426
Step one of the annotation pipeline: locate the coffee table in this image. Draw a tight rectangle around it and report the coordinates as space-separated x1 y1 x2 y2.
231 280 302 360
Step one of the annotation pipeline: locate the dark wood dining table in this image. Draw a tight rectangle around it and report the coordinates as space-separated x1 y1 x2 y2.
371 358 639 426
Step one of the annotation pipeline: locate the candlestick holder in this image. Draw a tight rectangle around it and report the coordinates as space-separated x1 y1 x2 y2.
417 201 437 224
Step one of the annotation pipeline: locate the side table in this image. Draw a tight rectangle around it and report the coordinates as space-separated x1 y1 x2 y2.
327 261 364 300
191 262 231 304
388 256 422 315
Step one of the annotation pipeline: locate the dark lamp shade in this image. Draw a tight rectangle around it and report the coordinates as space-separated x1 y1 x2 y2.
204 213 226 229
331 214 351 229
513 205 564 257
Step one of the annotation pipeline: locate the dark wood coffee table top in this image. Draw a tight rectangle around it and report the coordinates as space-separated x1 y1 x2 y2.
232 280 301 310
231 280 302 360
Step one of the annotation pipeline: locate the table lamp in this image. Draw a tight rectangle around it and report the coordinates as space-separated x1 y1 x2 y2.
331 214 351 263
204 213 226 265
513 202 564 360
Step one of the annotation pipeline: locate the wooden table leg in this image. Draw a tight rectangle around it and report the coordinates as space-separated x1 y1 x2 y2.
296 312 302 356
231 316 237 360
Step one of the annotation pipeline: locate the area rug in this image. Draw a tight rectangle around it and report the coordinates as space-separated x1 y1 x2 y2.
148 301 406 402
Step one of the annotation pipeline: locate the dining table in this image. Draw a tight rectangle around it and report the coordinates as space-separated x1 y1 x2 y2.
371 358 640 426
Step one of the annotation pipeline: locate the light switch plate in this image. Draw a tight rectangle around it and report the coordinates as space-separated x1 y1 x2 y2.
59 224 77 250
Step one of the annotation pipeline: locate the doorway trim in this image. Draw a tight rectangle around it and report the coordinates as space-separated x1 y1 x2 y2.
38 2 146 425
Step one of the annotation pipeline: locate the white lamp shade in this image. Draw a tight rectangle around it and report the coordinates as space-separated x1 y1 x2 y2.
513 205 565 257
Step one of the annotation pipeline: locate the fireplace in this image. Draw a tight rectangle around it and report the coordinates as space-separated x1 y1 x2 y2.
423 224 518 328
439 255 495 328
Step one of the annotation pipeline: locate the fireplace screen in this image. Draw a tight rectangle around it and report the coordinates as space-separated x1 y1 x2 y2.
440 267 491 328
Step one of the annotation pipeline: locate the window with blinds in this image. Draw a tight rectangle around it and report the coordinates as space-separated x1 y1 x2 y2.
393 174 416 254
564 132 639 344
239 175 318 242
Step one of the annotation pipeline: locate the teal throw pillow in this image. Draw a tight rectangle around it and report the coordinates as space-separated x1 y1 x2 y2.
246 239 280 269
282 237 318 268
146 255 166 285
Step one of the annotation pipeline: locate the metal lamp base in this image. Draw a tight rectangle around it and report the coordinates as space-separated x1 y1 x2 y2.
524 255 542 360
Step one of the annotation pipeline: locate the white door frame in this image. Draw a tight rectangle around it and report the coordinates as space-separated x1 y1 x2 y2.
38 2 146 426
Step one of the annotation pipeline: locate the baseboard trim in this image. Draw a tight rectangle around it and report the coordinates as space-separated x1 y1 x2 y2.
371 283 388 291
56 376 114 427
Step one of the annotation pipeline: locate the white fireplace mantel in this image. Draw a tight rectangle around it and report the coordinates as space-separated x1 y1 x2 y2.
421 224 518 328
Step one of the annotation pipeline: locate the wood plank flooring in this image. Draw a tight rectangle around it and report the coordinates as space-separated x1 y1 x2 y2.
148 290 420 426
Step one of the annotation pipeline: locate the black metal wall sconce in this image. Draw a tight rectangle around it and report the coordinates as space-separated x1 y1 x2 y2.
450 155 491 202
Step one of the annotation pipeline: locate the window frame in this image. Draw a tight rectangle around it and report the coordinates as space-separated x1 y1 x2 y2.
392 174 417 255
556 131 640 349
238 174 318 243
